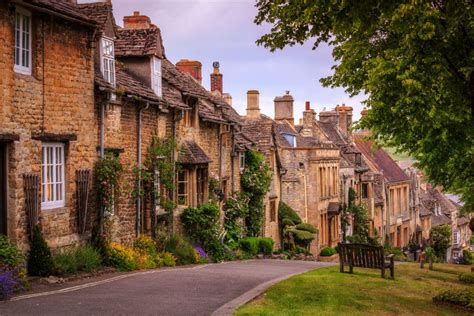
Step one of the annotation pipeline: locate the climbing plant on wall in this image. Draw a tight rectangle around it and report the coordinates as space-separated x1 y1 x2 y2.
240 150 272 237
94 156 123 217
346 188 375 245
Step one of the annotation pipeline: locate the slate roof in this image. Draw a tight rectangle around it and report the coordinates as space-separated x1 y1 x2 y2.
354 133 410 183
178 141 211 164
115 27 165 58
116 68 161 103
419 188 454 226
274 121 336 149
319 121 346 146
19 0 97 25
94 69 114 92
77 1 114 29
242 115 275 158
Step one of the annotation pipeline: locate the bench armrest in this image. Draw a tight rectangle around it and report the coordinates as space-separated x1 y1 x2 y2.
385 254 395 259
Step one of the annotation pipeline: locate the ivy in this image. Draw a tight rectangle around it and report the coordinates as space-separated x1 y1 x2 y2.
345 188 377 245
241 150 272 237
223 193 250 249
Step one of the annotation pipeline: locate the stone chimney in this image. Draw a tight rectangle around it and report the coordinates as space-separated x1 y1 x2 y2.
274 91 294 125
223 93 232 106
246 90 260 119
210 61 223 95
336 104 353 140
123 11 151 29
318 109 340 126
176 59 202 84
301 101 316 137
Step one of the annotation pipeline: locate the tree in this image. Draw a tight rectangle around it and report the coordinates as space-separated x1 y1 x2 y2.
255 0 474 216
429 224 452 262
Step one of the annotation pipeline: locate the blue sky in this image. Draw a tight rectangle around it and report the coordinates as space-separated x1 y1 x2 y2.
108 0 365 121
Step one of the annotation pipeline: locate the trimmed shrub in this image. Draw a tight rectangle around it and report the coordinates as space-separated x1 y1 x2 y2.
287 229 314 244
240 237 260 255
164 235 197 265
28 226 54 277
433 289 474 310
320 247 337 257
459 273 474 284
462 249 473 265
295 223 317 234
259 238 274 255
281 218 294 227
278 202 302 226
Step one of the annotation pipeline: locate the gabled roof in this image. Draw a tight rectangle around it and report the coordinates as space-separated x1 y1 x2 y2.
354 133 409 183
17 0 97 25
319 121 346 146
115 27 165 58
242 115 275 158
77 1 116 32
116 68 161 103
275 121 337 149
419 188 455 226
178 141 211 164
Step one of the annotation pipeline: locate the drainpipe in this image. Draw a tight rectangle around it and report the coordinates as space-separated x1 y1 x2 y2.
230 126 235 193
303 173 308 223
170 109 182 234
136 102 150 236
100 100 105 158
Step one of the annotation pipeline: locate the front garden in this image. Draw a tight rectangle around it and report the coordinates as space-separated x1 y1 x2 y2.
235 263 474 315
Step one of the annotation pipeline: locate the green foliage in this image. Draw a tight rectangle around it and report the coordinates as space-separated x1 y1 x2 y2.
241 150 272 236
27 226 54 277
53 245 102 275
287 229 315 245
432 289 474 310
224 193 250 249
164 235 197 265
278 202 302 226
462 249 473 265
106 243 138 272
240 237 260 256
281 218 294 227
296 223 317 234
347 188 373 245
145 137 176 191
94 157 123 217
181 203 227 261
255 0 474 213
259 238 274 255
320 247 337 257
430 224 452 261
0 235 24 268
159 252 177 267
459 273 474 284
134 235 157 257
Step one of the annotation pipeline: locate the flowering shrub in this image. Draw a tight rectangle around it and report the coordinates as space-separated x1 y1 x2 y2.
134 235 157 257
107 243 138 272
164 235 197 265
0 236 27 300
0 267 19 301
159 252 176 267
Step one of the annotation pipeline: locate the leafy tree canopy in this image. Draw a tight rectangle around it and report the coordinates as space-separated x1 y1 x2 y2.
255 0 474 213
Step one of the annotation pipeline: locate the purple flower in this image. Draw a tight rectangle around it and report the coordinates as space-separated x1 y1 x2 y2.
195 246 208 258
0 268 20 301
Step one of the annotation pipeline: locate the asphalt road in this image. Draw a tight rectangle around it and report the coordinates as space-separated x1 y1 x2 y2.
1 260 332 316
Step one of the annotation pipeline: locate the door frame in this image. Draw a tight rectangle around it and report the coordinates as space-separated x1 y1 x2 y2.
0 143 7 236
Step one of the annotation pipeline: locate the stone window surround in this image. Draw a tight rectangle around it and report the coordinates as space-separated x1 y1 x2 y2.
14 6 32 75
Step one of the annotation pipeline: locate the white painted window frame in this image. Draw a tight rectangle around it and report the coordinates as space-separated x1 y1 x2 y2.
151 56 162 97
41 143 66 209
14 7 32 75
100 36 115 87
239 152 245 172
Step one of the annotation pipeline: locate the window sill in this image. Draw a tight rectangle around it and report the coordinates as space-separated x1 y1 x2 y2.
14 66 32 76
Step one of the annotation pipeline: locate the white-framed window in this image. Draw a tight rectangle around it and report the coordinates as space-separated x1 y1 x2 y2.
151 57 162 97
282 133 296 147
41 143 65 209
453 230 460 245
239 152 245 171
101 37 115 86
14 8 32 75
177 170 189 206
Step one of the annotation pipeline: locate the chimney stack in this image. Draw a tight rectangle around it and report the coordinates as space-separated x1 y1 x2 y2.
246 90 260 119
210 61 223 95
176 59 202 84
274 91 294 125
335 103 353 141
123 11 151 29
223 93 232 106
301 101 315 137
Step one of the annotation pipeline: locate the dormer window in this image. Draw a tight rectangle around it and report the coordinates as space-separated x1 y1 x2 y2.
101 37 115 86
151 57 162 97
14 8 32 75
283 133 296 147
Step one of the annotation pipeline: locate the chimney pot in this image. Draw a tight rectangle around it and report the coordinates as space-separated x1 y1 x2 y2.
134 11 140 16
123 12 151 29
246 90 260 119
305 101 311 111
210 61 223 94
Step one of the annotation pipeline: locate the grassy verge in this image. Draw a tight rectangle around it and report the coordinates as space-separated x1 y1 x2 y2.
235 263 472 316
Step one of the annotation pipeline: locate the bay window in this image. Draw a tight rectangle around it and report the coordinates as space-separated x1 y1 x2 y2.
41 143 65 209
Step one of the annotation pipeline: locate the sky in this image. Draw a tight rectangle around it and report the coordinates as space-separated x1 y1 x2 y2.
89 0 366 121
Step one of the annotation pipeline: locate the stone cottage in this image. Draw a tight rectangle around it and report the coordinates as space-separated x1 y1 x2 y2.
0 0 99 250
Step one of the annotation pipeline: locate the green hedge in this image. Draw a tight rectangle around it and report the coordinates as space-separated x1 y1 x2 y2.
240 237 274 256
459 273 474 284
278 202 302 226
259 238 274 255
295 223 317 234
320 247 337 257
433 289 474 309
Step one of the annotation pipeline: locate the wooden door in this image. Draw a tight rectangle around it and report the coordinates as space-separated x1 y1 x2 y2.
0 144 6 235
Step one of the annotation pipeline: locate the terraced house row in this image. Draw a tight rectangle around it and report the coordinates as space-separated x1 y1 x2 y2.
0 0 470 258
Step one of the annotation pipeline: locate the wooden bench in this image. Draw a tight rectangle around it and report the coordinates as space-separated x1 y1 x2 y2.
338 243 395 278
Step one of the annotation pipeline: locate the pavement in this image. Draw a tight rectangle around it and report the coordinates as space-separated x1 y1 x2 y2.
1 260 333 316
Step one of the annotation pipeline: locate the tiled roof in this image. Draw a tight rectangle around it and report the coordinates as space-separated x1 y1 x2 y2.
178 141 211 164
199 99 227 124
354 133 410 183
274 121 336 149
419 188 455 225
94 69 114 92
115 27 165 58
457 217 470 226
20 0 97 25
431 213 452 226
116 69 161 102
77 1 114 29
162 81 188 109
242 115 275 158
319 121 346 145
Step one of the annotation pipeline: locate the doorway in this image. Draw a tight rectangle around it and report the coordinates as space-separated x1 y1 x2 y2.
0 144 7 236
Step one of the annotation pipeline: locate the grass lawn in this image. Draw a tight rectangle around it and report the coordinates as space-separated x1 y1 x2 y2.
235 263 472 316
